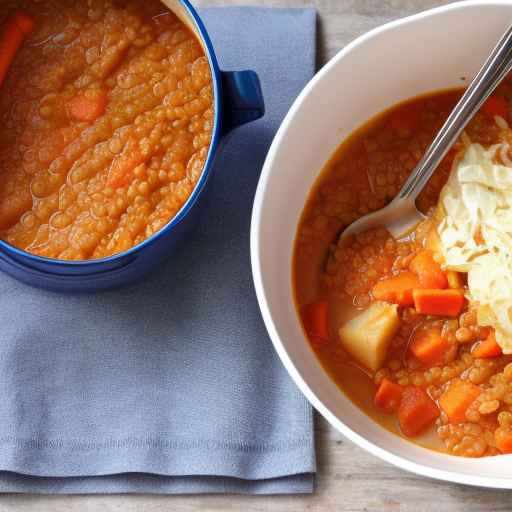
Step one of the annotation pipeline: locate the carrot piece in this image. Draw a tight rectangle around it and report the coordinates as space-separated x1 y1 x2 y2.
409 250 447 289
372 271 420 307
66 90 108 123
0 10 35 87
496 429 512 454
106 138 145 189
301 300 329 343
107 150 143 188
374 378 403 413
398 387 439 437
412 288 465 317
409 327 449 365
12 10 35 36
446 270 463 289
481 95 508 119
439 380 481 424
472 331 502 359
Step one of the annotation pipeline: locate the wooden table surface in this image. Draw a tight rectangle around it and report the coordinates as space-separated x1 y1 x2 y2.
4 1 512 511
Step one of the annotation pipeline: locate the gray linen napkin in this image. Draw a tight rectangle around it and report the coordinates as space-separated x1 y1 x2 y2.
0 6 317 494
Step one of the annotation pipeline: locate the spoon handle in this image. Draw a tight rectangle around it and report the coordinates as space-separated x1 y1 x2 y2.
397 24 512 202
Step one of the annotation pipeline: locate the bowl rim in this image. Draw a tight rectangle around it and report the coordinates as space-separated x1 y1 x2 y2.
0 0 222 269
250 0 512 489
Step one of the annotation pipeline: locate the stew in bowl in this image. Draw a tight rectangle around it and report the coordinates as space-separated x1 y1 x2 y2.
251 0 512 488
294 85 512 457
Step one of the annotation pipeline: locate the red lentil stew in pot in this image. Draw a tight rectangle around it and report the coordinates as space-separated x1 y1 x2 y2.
294 84 512 457
0 0 213 260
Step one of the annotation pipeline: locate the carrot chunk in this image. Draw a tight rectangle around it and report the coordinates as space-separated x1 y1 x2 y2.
374 378 403 413
372 271 420 307
409 250 447 289
409 327 449 365
412 288 465 317
439 380 481 424
496 429 512 454
107 151 143 188
301 300 329 343
472 331 502 359
67 90 108 123
0 10 35 87
12 10 35 36
398 387 439 437
481 95 508 120
106 138 146 189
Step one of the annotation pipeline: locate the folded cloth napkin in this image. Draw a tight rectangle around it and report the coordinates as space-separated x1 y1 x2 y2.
0 6 317 494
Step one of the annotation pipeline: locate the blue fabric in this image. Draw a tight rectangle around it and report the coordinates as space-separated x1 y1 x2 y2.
0 6 317 494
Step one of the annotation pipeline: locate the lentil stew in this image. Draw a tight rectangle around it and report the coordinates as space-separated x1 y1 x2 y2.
0 0 213 260
293 86 512 457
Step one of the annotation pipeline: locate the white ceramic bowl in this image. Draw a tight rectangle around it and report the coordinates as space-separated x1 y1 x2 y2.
251 0 512 488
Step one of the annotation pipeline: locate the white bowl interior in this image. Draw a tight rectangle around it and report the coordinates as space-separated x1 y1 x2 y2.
252 1 512 487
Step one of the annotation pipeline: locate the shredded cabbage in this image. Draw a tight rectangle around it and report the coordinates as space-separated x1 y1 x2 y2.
437 140 512 352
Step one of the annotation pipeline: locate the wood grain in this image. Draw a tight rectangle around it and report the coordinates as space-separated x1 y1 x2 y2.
2 1 510 511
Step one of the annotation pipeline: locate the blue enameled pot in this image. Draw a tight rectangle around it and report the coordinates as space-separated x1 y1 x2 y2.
0 0 264 292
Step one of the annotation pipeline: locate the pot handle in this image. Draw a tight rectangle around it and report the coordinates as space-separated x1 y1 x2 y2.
221 70 265 135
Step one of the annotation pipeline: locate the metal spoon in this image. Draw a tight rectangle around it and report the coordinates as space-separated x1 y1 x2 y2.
339 23 512 243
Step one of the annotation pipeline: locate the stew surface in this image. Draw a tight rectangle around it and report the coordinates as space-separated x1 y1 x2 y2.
0 0 213 259
294 86 512 456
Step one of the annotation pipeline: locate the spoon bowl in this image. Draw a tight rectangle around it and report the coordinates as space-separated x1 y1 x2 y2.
339 198 425 242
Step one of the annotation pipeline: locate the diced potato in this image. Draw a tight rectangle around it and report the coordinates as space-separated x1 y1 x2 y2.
339 302 400 372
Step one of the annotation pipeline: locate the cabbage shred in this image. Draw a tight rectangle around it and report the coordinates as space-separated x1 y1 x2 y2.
438 131 512 353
